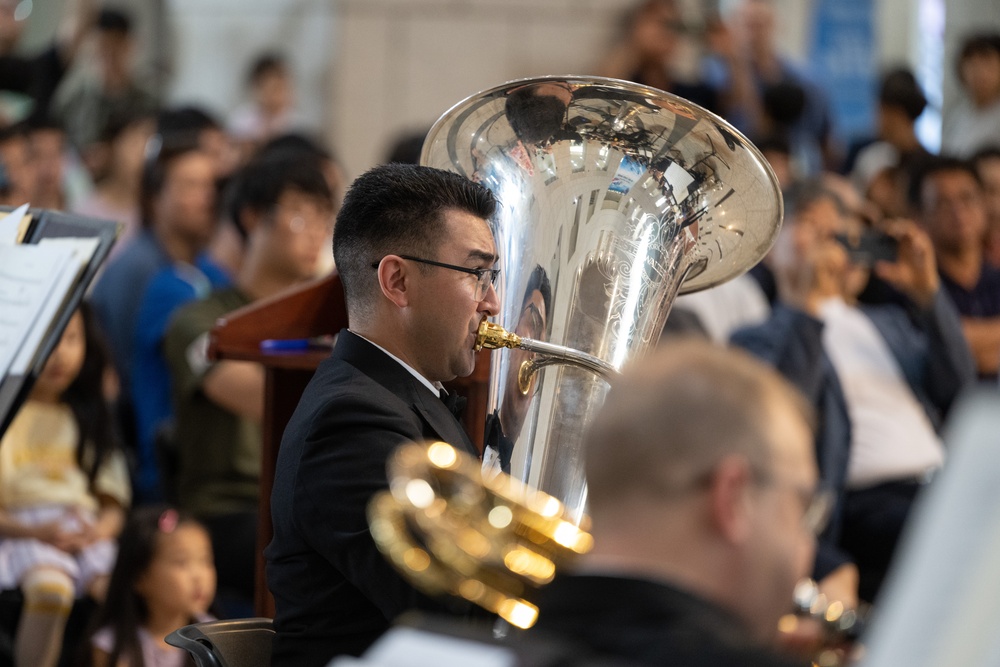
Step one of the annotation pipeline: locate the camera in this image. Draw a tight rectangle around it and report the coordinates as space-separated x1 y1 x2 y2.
835 230 898 265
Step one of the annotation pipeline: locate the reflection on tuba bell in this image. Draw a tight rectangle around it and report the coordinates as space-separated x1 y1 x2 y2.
421 76 783 521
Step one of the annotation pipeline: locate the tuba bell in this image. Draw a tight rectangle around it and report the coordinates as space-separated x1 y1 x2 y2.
421 76 783 522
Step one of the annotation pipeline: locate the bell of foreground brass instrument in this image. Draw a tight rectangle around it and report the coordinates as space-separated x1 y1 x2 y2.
422 76 783 521
368 441 593 630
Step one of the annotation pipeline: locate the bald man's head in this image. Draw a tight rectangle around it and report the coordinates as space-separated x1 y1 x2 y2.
584 339 814 514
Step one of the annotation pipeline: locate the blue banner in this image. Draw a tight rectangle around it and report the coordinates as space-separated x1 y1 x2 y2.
809 0 877 141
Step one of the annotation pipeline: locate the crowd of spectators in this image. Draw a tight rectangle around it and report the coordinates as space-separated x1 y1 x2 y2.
0 0 997 664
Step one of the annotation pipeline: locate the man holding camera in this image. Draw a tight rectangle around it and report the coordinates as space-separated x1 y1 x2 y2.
731 183 975 604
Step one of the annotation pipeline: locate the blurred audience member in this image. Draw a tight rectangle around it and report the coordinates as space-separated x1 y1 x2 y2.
732 184 974 603
55 7 156 155
0 0 94 125
0 122 37 203
942 32 1000 158
876 68 932 171
89 506 215 667
126 144 228 503
852 142 908 220
26 117 70 210
228 53 306 155
598 0 725 115
758 133 799 195
738 0 836 175
972 146 1000 268
73 110 156 257
158 106 237 182
383 128 429 165
668 274 771 344
0 307 130 667
851 69 933 220
164 153 333 609
88 141 219 461
917 157 1000 381
208 132 344 277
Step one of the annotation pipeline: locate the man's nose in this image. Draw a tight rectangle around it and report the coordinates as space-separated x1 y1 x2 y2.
479 282 500 317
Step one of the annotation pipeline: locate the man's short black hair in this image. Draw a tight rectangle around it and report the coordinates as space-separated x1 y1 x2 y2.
910 156 982 209
157 106 221 151
226 154 333 240
880 68 927 121
97 7 132 34
333 163 498 316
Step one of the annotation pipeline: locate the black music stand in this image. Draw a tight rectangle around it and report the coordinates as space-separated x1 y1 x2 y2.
0 207 118 435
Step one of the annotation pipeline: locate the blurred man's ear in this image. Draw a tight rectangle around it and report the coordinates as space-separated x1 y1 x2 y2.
708 454 756 545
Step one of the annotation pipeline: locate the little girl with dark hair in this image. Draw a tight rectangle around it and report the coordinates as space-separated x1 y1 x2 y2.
0 305 131 667
90 505 215 667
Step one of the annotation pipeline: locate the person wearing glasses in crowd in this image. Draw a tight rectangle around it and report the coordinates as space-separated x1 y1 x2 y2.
266 163 501 667
731 183 975 607
162 152 333 614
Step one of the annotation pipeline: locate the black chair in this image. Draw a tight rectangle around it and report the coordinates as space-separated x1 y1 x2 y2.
165 618 274 667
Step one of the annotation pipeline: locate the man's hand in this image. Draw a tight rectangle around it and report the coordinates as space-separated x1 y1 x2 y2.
873 219 940 309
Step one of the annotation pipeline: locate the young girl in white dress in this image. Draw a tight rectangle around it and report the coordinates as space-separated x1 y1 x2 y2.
0 306 131 667
90 505 216 667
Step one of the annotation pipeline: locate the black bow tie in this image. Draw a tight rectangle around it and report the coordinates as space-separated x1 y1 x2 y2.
439 390 467 419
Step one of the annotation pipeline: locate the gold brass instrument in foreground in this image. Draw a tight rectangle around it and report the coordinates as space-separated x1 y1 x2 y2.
368 441 593 630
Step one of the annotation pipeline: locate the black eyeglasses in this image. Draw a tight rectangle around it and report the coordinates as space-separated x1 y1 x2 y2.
372 255 500 300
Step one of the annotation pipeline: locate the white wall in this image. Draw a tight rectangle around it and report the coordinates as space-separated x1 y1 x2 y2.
166 0 335 132
327 0 636 178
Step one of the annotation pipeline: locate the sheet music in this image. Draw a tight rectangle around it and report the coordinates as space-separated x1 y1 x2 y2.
0 237 97 378
9 237 100 375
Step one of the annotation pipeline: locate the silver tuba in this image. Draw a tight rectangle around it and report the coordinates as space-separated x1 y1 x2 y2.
421 76 783 522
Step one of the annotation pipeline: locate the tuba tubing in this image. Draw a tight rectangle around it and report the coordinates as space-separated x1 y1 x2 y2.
475 318 619 392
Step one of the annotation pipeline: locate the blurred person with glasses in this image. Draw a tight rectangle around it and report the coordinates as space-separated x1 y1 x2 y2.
733 182 975 608
528 339 823 665
162 152 332 615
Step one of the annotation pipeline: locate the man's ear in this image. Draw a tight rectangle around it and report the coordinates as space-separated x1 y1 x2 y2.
707 454 756 545
377 256 410 308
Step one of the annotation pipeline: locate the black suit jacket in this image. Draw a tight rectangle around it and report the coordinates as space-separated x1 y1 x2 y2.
526 574 808 667
266 330 479 667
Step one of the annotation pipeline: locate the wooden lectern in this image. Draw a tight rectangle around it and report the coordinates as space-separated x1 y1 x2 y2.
208 271 490 616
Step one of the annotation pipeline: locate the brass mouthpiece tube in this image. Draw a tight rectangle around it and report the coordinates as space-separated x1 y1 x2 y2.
475 320 619 390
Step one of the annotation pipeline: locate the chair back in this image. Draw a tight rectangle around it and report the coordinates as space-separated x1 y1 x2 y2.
165 618 274 667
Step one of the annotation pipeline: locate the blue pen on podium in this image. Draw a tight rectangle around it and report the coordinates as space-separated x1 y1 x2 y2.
260 334 336 352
